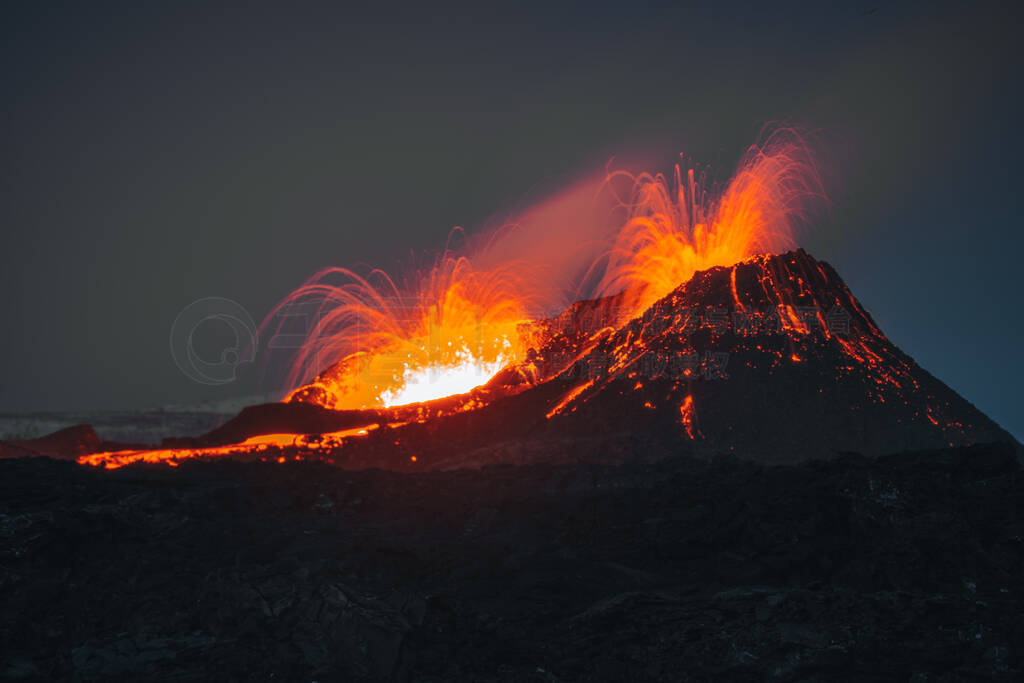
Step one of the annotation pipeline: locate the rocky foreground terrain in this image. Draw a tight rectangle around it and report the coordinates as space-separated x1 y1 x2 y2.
1 442 1022 681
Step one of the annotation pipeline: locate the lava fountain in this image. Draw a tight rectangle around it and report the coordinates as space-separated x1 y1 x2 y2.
266 250 541 411
591 130 823 319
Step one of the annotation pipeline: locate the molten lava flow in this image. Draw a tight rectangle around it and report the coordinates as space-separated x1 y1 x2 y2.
679 395 699 439
544 379 594 419
77 424 380 469
591 130 822 320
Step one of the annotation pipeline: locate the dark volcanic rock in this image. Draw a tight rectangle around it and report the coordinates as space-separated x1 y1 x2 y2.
536 249 1016 461
0 425 100 460
170 401 385 448
1 442 1022 680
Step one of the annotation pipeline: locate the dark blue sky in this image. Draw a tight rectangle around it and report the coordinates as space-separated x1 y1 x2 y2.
1 0 1020 438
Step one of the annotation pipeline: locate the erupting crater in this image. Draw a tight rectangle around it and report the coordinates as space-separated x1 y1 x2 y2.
27 131 1011 470
283 131 820 415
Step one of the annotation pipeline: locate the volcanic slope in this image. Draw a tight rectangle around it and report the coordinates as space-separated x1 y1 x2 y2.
213 249 1016 470
523 248 1015 463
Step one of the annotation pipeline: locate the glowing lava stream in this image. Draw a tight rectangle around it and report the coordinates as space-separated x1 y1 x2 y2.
77 424 381 469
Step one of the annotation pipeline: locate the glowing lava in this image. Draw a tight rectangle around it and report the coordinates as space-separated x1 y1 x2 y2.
679 395 699 440
593 130 822 320
379 350 512 407
77 424 380 469
269 252 537 411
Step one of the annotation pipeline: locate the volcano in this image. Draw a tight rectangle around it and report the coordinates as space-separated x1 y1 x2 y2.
48 248 1015 471
509 247 1015 463
6 248 1020 680
4 231 1022 683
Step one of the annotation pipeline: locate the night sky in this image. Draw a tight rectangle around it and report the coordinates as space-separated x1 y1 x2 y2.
1 1 1020 439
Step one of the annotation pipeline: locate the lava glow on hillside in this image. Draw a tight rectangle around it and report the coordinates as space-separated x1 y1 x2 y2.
280 130 821 412
79 131 829 469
